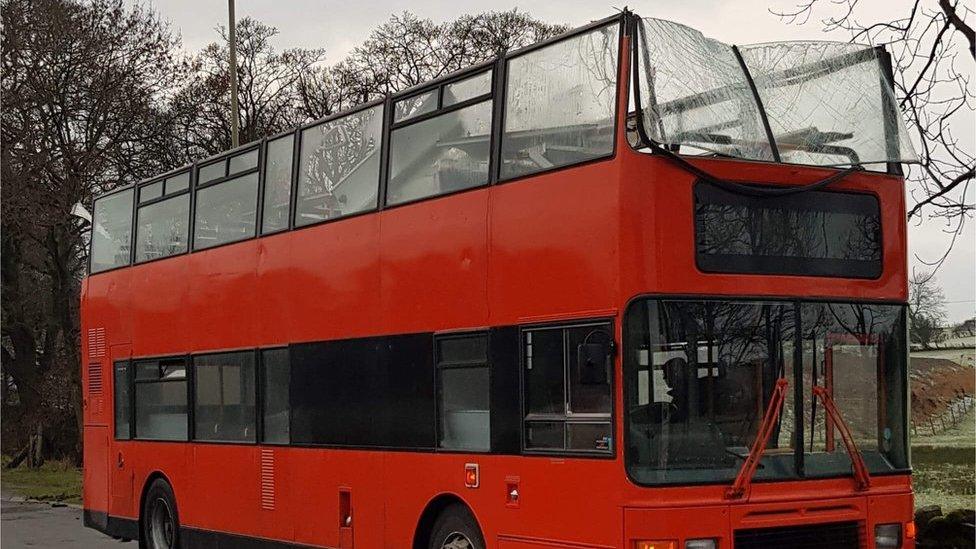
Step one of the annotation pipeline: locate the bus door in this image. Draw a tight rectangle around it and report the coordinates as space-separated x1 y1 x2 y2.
109 344 134 517
82 330 112 520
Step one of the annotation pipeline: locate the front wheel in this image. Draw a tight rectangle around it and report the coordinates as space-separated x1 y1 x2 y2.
142 478 180 549
429 503 485 549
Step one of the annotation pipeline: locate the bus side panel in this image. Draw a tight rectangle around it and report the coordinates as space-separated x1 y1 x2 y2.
127 257 192 357
83 425 110 516
288 448 386 548
126 443 192 527
184 240 260 351
183 445 262 539
488 161 621 324
266 214 381 344
380 453 626 549
379 188 489 334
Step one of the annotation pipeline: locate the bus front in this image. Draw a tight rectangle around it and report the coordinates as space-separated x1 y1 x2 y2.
617 16 916 549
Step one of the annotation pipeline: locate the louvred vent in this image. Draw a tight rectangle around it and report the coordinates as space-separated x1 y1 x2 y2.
260 449 275 510
87 328 106 359
88 362 103 396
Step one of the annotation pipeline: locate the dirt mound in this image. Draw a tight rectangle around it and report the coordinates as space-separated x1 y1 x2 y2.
910 357 974 423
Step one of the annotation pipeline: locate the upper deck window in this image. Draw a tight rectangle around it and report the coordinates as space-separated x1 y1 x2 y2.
295 104 384 226
387 70 494 206
500 23 620 180
262 134 294 234
135 193 189 262
633 17 916 167
694 182 882 278
193 149 261 251
443 71 491 107
394 90 437 123
90 188 134 273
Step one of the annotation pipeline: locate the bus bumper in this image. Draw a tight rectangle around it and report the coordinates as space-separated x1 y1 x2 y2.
624 492 914 549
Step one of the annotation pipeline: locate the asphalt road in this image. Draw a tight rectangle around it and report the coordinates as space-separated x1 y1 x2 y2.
1 494 127 548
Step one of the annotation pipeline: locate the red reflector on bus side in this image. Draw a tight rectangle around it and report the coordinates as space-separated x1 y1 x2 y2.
464 463 479 488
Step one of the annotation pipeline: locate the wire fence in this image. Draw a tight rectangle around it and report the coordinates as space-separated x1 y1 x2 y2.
912 394 974 437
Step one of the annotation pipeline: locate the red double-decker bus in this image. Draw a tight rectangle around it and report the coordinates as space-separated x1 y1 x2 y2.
82 12 919 549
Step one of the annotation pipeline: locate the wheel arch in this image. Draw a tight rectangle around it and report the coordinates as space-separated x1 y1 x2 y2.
137 470 175 549
412 492 482 549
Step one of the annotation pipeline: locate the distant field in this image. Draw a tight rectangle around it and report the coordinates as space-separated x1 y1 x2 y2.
912 405 976 511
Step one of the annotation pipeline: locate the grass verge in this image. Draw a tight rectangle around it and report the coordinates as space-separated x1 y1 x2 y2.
0 457 83 505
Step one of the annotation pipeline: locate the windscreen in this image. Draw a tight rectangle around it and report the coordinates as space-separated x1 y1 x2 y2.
624 298 908 486
635 17 917 167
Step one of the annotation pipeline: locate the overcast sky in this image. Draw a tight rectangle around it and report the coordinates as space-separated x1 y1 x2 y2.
137 0 975 322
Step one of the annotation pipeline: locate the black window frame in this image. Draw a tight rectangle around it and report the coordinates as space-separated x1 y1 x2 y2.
495 17 624 185
260 133 297 236
519 319 616 457
113 359 133 440
133 168 193 265
291 99 387 230
384 63 496 209
692 181 884 279
131 355 190 442
89 186 136 275
621 293 911 487
191 144 263 253
191 349 259 444
258 346 290 445
434 331 491 453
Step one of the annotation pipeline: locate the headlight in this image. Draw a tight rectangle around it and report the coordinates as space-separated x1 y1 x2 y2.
875 523 902 548
685 540 717 549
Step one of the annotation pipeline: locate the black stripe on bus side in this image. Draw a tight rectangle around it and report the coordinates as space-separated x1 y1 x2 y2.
83 509 139 541
181 527 330 549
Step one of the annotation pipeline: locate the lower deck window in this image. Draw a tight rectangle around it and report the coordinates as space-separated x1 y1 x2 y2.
134 359 188 440
114 361 131 439
694 182 882 278
193 352 256 442
522 322 613 453
261 348 290 444
436 333 490 451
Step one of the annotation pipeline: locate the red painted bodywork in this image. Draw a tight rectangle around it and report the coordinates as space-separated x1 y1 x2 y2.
81 32 913 549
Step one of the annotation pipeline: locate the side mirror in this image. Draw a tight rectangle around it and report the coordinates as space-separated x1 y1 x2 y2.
577 342 610 385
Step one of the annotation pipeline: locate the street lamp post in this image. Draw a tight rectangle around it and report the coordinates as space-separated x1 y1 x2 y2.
228 0 240 148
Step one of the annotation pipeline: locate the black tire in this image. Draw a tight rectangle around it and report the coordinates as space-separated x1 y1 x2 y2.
428 503 485 549
142 478 180 549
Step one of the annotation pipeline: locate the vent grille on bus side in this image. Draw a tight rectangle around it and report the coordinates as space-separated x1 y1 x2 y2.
88 363 103 396
734 521 861 549
87 327 106 359
260 449 275 510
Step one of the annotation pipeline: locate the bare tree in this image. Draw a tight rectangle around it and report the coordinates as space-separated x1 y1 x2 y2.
297 10 567 118
0 3 568 462
772 0 974 271
908 270 949 347
173 18 325 157
1 0 187 462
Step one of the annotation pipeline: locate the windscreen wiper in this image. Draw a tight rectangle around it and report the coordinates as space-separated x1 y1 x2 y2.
726 378 789 499
812 385 871 491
